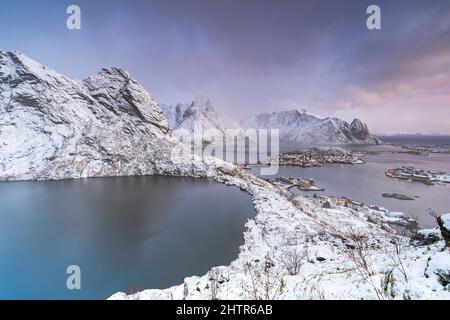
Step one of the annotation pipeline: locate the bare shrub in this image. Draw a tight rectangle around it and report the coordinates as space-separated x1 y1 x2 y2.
243 256 284 300
381 269 397 299
385 235 409 283
293 276 329 300
344 229 383 300
409 213 420 237
282 248 306 275
316 288 326 300
345 231 376 276
427 208 440 220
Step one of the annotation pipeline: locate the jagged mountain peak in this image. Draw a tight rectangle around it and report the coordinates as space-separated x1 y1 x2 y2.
161 96 226 132
184 96 221 122
281 108 311 116
253 108 318 121
350 118 370 140
190 96 216 113
1 51 137 88
350 118 368 130
92 67 132 80
0 50 70 84
83 68 168 127
1 51 40 68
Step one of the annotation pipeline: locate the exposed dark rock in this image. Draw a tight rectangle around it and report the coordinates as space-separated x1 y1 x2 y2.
349 119 370 140
322 201 332 209
382 193 416 201
412 228 442 246
437 214 450 247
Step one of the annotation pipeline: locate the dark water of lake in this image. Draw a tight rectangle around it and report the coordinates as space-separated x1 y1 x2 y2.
0 176 255 299
252 145 450 228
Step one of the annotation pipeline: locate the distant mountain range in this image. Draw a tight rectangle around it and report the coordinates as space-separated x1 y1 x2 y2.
161 102 379 146
240 109 379 145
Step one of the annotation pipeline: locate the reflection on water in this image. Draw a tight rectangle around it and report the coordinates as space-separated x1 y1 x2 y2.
0 176 255 299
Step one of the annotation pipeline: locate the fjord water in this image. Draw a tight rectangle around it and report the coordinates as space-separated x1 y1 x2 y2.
0 176 255 299
253 145 450 228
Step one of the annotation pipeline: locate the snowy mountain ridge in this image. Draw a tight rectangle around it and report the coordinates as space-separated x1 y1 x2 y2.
240 109 379 146
161 102 379 146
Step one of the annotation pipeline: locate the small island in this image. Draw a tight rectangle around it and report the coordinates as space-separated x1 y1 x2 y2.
382 193 417 201
269 147 365 168
385 166 450 185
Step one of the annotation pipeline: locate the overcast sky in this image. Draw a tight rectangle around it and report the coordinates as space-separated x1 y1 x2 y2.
1 0 449 134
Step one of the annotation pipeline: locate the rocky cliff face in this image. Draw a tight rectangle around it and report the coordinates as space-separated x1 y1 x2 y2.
349 118 370 140
240 109 379 146
0 51 217 181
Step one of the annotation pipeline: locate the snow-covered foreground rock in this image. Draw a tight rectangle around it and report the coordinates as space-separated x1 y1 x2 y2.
1 51 448 300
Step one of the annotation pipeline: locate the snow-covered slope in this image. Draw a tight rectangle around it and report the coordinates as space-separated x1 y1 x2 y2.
111 166 450 300
0 51 219 181
240 109 379 146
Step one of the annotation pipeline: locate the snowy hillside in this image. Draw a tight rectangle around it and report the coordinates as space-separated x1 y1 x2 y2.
111 165 450 300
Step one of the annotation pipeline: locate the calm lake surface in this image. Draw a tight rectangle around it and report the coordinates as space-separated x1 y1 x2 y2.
252 144 450 228
0 176 255 299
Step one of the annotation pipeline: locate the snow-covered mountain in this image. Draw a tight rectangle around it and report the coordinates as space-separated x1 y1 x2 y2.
240 109 379 146
162 101 378 147
0 51 217 181
161 97 241 144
